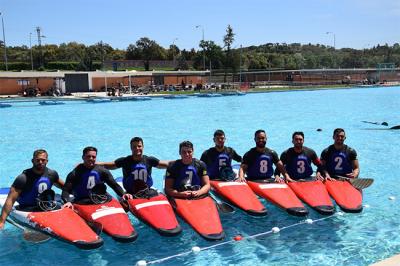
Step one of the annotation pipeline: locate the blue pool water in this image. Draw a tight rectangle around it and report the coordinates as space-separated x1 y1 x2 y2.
0 87 399 266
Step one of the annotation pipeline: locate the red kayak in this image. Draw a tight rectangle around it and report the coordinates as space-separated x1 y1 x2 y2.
0 187 103 249
247 181 308 216
169 195 224 241
325 180 363 213
210 180 267 216
73 197 138 242
127 194 182 236
288 180 335 215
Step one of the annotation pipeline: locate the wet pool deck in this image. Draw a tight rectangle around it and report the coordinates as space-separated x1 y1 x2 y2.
371 254 400 265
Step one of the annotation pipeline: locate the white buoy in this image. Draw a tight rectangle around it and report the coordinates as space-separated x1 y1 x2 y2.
337 211 344 216
272 227 280 233
363 204 370 208
305 218 313 224
136 260 147 266
389 196 396 200
192 246 201 253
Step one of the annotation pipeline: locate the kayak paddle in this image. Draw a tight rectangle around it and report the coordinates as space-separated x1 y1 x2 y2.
87 220 104 235
336 176 374 190
209 192 235 213
6 218 50 243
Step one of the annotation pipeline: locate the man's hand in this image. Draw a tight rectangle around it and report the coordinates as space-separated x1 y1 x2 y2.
62 202 74 210
122 193 133 201
274 175 285 183
284 173 295 183
316 172 324 181
346 172 357 179
236 176 247 183
325 173 335 181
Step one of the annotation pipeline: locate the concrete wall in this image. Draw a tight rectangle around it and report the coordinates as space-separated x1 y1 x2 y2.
163 75 204 86
0 77 56 95
0 69 398 95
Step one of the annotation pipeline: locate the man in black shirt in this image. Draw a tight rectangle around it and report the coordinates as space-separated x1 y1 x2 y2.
320 128 359 180
275 131 322 181
165 141 210 199
0 149 64 229
99 137 170 195
200 130 242 180
239 129 289 182
62 146 127 205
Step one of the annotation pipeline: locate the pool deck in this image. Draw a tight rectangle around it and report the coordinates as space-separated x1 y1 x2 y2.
371 254 400 266
0 85 366 101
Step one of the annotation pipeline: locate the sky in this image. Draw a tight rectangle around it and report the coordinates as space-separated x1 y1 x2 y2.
1 0 399 51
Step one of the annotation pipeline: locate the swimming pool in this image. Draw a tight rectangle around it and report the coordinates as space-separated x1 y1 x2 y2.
0 87 399 266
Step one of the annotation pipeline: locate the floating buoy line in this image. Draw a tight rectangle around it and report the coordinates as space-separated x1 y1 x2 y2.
136 207 372 266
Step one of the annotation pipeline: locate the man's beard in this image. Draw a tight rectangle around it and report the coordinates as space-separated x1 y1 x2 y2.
256 141 266 148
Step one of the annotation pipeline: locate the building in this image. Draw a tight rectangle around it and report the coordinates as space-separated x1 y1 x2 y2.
0 70 208 95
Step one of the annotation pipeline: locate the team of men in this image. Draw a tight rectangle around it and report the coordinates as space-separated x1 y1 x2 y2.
0 128 359 229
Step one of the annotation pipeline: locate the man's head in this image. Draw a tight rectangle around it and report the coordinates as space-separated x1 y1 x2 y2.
333 128 346 146
82 146 97 168
213 129 226 149
292 131 305 149
179 141 194 164
130 137 144 157
254 129 267 149
32 149 48 172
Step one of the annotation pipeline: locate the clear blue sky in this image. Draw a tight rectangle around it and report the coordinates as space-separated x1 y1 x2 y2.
1 0 399 50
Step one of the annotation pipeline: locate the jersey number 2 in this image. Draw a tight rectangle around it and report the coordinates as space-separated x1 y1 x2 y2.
334 157 343 170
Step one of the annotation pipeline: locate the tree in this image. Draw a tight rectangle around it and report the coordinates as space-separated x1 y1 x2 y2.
110 49 126 60
196 40 224 70
126 37 166 70
176 54 189 70
167 44 180 61
223 25 235 81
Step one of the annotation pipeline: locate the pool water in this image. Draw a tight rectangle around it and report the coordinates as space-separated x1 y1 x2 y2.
0 87 399 266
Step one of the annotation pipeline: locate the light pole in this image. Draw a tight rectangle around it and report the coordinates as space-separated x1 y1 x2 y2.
239 45 242 89
0 12 8 71
36 27 46 68
326 31 336 68
172 37 178 69
196 25 205 70
326 31 336 49
29 33 33 70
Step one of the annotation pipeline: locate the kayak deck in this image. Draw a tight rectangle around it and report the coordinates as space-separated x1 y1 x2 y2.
247 181 308 216
128 194 181 236
210 180 267 216
73 197 138 242
0 187 103 249
288 180 335 215
325 180 363 213
170 195 224 241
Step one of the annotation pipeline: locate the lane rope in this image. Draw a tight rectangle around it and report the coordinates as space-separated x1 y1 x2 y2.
138 211 348 265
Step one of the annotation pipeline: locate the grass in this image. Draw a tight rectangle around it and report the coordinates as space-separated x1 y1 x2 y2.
250 84 353 93
145 84 354 95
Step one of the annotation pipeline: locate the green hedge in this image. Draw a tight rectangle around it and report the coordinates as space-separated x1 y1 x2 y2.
46 61 102 70
0 61 103 71
46 61 79 70
0 62 32 71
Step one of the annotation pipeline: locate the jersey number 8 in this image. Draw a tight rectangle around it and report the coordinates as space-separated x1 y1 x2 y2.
259 160 268 174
